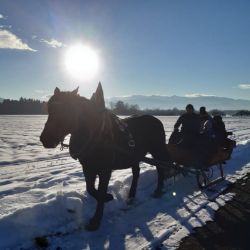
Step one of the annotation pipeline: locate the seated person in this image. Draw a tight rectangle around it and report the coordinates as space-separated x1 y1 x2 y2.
212 115 227 147
199 106 214 140
212 115 236 161
173 104 200 147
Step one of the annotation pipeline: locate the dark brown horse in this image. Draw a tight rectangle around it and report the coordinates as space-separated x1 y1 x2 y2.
40 83 170 231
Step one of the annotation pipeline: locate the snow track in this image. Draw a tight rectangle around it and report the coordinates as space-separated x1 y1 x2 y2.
0 116 250 249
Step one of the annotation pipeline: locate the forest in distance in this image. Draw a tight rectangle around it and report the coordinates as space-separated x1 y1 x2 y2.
0 97 250 116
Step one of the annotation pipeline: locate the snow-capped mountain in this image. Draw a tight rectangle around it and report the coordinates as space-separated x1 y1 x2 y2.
107 95 250 110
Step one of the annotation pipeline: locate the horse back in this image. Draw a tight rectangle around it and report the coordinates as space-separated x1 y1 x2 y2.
124 115 166 146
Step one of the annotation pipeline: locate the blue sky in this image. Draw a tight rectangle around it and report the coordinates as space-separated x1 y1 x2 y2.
0 0 250 100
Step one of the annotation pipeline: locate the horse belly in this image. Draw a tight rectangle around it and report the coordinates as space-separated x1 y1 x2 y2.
112 157 136 170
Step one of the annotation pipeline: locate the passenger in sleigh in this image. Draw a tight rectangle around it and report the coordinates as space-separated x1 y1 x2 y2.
171 104 234 149
168 105 235 168
171 104 200 148
197 106 220 162
199 106 215 151
199 106 213 139
199 110 235 156
169 104 213 168
212 115 226 146
199 109 234 150
212 115 235 150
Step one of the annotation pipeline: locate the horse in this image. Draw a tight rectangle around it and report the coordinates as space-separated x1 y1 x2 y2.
40 83 170 231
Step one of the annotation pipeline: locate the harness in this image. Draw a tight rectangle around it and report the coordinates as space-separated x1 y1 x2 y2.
60 109 136 162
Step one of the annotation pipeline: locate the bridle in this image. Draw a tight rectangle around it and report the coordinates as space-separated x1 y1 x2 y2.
46 100 74 150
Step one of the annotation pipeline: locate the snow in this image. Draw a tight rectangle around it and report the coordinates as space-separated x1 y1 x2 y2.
0 115 250 249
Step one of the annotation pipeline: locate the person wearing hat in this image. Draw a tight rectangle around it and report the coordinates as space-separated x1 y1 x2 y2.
213 115 227 146
199 106 211 123
173 104 200 147
199 106 213 139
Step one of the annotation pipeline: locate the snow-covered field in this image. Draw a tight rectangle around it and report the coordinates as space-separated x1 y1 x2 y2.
1 115 250 250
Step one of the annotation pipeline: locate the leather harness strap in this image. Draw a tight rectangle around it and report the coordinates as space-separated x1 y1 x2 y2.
60 109 136 161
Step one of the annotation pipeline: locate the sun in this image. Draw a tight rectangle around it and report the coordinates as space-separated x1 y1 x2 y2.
64 44 99 80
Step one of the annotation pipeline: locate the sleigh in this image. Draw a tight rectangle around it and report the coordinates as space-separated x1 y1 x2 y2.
165 137 236 188
141 132 236 189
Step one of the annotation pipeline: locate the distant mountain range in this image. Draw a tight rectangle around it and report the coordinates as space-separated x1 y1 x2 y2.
1 95 249 111
107 95 250 110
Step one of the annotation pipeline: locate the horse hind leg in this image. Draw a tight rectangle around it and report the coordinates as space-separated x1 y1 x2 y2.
128 165 140 199
153 165 165 197
150 148 168 198
84 170 98 199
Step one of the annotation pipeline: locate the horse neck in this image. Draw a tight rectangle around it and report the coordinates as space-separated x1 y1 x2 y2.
71 96 101 133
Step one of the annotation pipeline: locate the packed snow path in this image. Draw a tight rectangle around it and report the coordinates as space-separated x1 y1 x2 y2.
0 115 250 249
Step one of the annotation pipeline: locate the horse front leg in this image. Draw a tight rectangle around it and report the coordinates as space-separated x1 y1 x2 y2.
84 169 113 202
85 170 112 231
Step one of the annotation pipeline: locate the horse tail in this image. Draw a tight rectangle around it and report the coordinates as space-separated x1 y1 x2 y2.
148 117 169 162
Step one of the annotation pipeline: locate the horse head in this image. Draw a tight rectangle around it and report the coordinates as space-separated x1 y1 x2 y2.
40 83 106 149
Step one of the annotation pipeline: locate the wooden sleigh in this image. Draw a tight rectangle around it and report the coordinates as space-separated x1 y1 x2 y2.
136 130 236 189
165 136 236 188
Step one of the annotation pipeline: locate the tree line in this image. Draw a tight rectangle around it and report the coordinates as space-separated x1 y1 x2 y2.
0 98 249 116
110 101 185 116
110 101 250 116
0 98 47 114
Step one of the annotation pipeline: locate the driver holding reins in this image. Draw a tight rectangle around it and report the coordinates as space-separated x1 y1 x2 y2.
174 104 201 148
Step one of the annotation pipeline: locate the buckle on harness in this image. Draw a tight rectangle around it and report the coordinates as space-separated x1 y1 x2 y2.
60 141 69 151
128 139 135 147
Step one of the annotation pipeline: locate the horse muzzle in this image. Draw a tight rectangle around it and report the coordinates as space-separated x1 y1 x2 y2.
40 132 60 148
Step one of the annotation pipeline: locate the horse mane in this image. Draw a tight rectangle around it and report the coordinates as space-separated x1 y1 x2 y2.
48 91 89 104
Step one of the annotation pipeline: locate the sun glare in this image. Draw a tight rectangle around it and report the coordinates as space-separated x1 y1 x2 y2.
64 44 99 80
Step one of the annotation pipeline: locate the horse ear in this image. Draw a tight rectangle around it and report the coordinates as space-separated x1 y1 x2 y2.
90 82 105 110
72 86 79 95
54 87 60 95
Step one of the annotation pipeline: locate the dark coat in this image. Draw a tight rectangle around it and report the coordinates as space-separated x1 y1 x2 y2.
174 113 200 135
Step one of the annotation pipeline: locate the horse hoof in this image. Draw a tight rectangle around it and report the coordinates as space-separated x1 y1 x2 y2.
105 193 114 202
127 197 135 205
